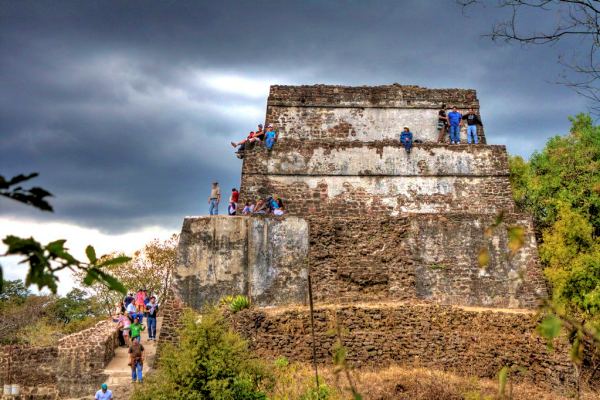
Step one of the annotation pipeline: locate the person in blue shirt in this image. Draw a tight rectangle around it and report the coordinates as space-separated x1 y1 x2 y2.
447 106 462 144
400 127 413 154
265 124 278 150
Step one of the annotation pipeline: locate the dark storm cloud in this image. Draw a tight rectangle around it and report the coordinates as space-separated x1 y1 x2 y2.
0 0 589 232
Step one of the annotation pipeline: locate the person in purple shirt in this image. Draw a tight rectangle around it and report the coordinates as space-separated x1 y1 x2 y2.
447 106 462 145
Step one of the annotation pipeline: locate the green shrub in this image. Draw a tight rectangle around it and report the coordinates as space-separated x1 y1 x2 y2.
229 295 251 313
131 308 271 400
300 383 332 400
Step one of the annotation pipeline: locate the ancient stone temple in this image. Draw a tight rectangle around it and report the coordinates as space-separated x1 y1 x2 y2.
171 85 577 393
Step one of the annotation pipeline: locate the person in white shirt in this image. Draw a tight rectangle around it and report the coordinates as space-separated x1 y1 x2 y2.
95 383 113 400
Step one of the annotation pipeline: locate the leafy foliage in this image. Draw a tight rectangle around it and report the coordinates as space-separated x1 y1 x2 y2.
229 295 251 313
76 235 178 315
3 235 128 295
0 279 30 304
509 114 600 317
0 173 53 212
131 309 271 400
1 172 128 295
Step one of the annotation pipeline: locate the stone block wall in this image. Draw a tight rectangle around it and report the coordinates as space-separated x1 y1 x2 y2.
174 216 309 309
56 320 119 398
240 142 514 217
232 303 577 394
0 345 59 399
307 214 546 309
266 85 484 143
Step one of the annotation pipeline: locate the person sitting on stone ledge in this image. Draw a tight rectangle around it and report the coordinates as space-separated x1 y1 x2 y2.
264 124 278 150
231 126 264 157
400 127 413 154
242 201 255 215
269 194 285 216
253 198 268 214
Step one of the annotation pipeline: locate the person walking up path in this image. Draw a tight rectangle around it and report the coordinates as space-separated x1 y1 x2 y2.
95 383 113 400
208 181 221 215
447 106 462 144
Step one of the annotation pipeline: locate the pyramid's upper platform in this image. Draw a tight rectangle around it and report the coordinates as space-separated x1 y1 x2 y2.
266 84 484 143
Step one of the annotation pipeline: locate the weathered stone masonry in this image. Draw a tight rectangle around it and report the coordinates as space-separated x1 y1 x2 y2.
173 84 568 392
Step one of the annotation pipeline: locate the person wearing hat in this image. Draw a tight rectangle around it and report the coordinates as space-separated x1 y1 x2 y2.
265 124 278 150
95 383 113 400
400 127 414 154
208 181 221 215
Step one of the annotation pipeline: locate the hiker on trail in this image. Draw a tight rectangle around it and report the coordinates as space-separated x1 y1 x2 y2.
264 124 278 150
129 337 145 384
123 292 134 311
462 108 483 144
130 316 145 343
437 104 449 143
95 383 113 400
208 182 221 215
113 311 131 347
447 106 462 144
400 127 413 154
135 288 146 316
145 296 159 341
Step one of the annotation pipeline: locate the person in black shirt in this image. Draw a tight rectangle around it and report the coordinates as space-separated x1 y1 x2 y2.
437 104 448 143
462 108 483 144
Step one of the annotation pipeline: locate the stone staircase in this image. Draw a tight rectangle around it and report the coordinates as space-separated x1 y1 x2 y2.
64 317 162 400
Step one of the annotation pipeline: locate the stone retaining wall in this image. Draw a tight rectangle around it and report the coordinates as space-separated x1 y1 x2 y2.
57 320 119 398
232 303 578 395
0 345 59 399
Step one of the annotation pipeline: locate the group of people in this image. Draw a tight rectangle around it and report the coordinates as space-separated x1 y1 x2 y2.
111 289 160 385
241 194 285 216
398 105 483 154
208 182 285 216
231 123 278 158
437 104 483 144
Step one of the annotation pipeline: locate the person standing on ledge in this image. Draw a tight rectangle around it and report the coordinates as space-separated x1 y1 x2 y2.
447 106 462 145
95 383 113 400
208 181 221 215
462 108 483 144
437 103 449 143
400 127 413 154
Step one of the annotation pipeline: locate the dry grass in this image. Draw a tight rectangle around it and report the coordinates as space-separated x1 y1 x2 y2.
267 361 595 400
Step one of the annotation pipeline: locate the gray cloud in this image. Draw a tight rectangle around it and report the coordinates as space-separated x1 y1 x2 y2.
0 0 590 232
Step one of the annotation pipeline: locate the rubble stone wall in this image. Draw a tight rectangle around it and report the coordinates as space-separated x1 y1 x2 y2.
242 142 508 177
56 320 119 398
233 303 577 394
0 345 59 399
266 85 484 143
307 214 546 309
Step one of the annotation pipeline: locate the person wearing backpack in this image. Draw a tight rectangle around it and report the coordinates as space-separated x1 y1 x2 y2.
128 337 145 384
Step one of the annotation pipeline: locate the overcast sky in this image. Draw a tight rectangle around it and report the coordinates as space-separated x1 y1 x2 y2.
0 1 590 290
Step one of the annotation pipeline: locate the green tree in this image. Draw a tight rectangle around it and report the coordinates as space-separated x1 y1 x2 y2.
0 279 31 305
131 309 271 400
509 114 600 319
47 288 99 324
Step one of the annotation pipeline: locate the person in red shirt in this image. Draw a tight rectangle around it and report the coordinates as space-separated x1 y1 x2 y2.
228 188 240 216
